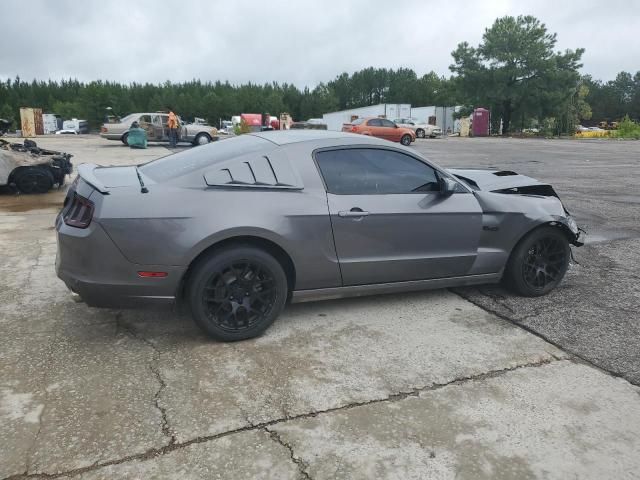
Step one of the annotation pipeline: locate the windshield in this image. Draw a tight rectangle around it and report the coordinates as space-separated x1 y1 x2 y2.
140 134 275 182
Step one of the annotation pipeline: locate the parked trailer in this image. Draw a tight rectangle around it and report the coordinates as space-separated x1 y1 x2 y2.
42 113 62 134
62 119 89 134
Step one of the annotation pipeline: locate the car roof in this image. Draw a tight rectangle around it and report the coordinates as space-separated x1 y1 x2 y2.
249 130 390 146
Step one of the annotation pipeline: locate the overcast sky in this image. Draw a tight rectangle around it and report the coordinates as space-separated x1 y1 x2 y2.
1 0 638 87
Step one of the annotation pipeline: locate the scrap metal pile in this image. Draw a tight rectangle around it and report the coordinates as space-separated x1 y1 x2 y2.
0 138 73 193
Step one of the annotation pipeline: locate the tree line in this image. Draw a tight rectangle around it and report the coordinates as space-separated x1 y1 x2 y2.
1 15 639 134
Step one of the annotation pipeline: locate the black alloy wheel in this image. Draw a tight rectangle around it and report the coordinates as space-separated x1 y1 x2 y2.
203 261 276 332
188 246 288 341
505 226 570 296
522 237 568 290
14 168 54 194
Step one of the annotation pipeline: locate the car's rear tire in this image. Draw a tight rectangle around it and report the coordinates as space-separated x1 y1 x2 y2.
187 245 288 341
400 134 412 146
504 226 570 296
14 167 54 194
416 129 425 138
193 133 211 146
121 133 129 145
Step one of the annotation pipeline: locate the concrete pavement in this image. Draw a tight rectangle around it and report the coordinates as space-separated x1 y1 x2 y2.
413 137 640 385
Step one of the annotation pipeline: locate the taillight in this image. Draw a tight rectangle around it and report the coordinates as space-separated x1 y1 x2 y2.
351 126 357 132
100 126 108 133
63 193 94 228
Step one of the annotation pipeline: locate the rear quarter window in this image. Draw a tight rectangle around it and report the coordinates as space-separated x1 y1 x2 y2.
140 135 275 182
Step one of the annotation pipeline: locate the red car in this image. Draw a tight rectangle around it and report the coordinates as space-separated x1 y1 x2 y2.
342 117 416 145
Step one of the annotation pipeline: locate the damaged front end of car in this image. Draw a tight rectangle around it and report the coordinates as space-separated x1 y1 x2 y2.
447 168 585 247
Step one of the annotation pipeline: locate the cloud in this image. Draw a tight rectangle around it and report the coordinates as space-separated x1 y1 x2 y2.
0 0 637 86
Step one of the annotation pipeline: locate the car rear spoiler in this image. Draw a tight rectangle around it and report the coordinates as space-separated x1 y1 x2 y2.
77 163 110 194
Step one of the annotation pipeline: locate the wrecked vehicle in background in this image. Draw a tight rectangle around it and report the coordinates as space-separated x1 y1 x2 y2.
1 139 73 193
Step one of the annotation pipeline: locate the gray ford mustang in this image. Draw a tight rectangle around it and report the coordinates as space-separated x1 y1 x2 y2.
56 131 584 341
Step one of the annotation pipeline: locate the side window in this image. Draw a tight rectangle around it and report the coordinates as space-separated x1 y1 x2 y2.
381 119 396 128
367 118 382 127
160 115 169 127
316 148 440 195
151 115 161 126
139 115 152 124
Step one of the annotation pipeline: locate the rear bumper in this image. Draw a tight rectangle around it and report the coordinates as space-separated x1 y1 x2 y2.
55 215 185 308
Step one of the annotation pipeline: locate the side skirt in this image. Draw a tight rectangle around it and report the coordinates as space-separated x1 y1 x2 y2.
290 273 502 303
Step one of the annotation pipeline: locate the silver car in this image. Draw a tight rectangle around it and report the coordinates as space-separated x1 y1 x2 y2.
394 118 442 138
56 131 583 341
100 112 218 146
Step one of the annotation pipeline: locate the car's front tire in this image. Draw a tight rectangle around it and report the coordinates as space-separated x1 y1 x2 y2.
400 134 412 146
504 226 570 296
193 133 211 146
187 246 288 341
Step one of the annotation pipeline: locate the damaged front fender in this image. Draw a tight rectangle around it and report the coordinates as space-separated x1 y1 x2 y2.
473 190 585 249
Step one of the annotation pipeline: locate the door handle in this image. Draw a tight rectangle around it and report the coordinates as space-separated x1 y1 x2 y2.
338 208 370 218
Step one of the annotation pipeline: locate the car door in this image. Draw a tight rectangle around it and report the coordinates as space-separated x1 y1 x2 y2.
315 147 483 286
151 115 165 140
380 118 400 141
364 118 383 138
178 116 189 140
138 115 156 140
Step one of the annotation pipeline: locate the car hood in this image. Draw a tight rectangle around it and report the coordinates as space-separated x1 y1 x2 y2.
446 168 549 193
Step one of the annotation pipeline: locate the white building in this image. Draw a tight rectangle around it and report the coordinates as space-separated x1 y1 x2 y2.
322 104 459 132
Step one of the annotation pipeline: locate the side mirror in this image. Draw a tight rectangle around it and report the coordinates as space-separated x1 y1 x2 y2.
439 176 458 196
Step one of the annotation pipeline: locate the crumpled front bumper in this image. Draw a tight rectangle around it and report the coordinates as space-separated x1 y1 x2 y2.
572 228 586 247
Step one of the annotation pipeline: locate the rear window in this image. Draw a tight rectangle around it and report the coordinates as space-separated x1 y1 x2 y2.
118 114 137 125
351 118 365 125
140 135 274 182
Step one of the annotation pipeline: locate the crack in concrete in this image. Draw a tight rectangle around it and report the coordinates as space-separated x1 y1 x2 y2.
23 242 57 476
2 357 561 480
115 312 176 445
476 287 517 315
264 427 312 480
